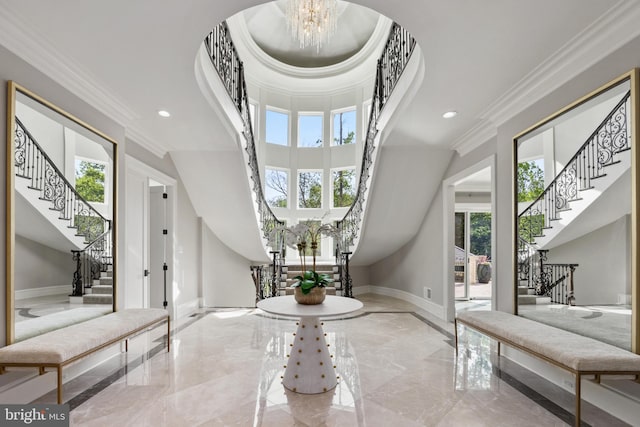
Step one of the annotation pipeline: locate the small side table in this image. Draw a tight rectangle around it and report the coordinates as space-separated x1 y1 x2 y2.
257 295 363 394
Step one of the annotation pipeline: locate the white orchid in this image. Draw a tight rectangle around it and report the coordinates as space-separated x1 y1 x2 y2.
271 218 342 272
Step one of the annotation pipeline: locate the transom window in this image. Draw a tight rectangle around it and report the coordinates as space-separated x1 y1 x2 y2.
332 108 356 146
298 113 323 148
265 108 289 146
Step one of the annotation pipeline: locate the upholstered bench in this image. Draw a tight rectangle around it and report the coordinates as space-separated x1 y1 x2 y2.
0 308 170 404
455 310 640 427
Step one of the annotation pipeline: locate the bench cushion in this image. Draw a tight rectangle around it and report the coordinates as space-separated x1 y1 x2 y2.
0 308 168 365
456 310 640 372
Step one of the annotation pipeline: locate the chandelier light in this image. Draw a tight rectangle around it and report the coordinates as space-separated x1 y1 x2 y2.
286 0 338 52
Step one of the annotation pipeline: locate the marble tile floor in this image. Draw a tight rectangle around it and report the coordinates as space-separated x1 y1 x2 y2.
33 294 629 426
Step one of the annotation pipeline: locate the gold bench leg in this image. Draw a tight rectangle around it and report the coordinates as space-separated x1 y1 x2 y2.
575 373 581 427
57 366 63 404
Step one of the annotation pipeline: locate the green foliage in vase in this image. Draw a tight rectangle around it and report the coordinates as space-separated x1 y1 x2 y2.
292 270 332 294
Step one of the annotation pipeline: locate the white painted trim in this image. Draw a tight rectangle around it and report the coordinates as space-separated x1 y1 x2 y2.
442 155 497 321
356 285 445 319
125 126 167 158
452 0 640 156
177 298 202 319
15 285 69 300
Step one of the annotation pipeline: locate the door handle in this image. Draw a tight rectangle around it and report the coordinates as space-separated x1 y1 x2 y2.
144 269 150 277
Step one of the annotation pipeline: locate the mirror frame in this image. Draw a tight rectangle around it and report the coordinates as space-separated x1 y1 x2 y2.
513 69 640 353
5 81 118 345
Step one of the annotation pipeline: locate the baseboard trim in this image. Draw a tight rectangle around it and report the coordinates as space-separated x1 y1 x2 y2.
354 285 445 319
15 285 69 300
177 298 201 319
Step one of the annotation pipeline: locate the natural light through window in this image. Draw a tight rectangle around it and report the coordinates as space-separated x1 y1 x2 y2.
332 168 356 208
298 170 322 208
75 158 106 203
266 108 289 146
298 113 323 148
332 108 356 146
265 167 288 208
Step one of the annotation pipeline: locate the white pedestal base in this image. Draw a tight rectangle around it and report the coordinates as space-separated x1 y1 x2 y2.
283 316 337 394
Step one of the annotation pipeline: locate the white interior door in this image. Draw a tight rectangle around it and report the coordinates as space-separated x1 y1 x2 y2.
125 169 150 308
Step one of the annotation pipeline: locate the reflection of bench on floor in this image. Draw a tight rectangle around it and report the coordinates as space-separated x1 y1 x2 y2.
0 308 170 404
455 311 640 427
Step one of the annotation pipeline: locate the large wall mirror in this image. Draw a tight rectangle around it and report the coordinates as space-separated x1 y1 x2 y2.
6 82 117 344
514 70 639 353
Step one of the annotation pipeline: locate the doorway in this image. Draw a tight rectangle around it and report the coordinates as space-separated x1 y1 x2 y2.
442 156 495 321
124 156 176 316
455 210 492 300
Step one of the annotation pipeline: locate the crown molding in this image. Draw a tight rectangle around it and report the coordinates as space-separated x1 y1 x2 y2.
0 8 138 127
125 126 167 158
453 0 640 156
451 120 496 157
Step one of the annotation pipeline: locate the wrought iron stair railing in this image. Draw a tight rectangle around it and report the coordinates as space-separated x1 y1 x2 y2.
15 117 110 243
205 22 415 300
14 116 112 297
71 229 112 297
518 90 631 244
335 23 416 255
518 242 578 305
204 22 284 252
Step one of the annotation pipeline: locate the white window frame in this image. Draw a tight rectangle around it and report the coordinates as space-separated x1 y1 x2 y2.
74 155 109 205
297 111 324 148
264 166 290 209
265 106 290 146
297 169 323 209
330 166 357 209
331 106 357 147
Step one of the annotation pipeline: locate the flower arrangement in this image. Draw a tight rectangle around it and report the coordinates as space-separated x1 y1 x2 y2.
276 221 340 294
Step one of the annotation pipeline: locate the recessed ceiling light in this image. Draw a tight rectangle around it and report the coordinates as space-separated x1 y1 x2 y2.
158 110 171 118
442 111 457 119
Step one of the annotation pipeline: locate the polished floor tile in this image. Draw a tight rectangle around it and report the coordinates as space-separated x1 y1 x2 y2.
56 294 628 426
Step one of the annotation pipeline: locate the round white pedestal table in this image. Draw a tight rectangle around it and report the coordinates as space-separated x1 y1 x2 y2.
257 295 363 394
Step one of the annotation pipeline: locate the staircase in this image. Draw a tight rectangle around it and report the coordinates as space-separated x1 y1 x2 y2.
14 116 113 303
279 264 341 296
82 267 113 305
516 89 631 306
519 90 631 250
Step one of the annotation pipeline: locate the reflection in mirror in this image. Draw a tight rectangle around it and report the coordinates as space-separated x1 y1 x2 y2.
514 72 636 352
7 82 117 343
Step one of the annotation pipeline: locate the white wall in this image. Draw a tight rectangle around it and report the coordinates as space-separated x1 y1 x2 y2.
201 220 255 307
172 179 201 316
546 215 630 305
370 138 497 315
14 235 74 292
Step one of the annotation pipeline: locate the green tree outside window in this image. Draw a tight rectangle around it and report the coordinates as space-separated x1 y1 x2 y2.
75 160 105 203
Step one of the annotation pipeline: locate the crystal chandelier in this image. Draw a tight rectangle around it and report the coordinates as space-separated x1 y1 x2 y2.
286 0 338 52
